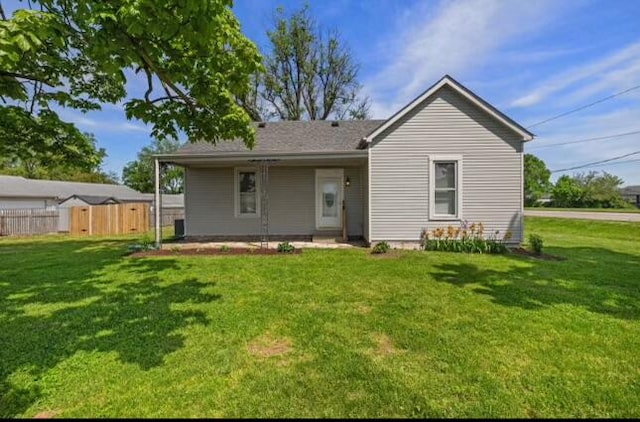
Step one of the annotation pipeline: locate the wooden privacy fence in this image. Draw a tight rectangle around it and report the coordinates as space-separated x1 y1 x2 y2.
70 203 149 236
0 208 59 236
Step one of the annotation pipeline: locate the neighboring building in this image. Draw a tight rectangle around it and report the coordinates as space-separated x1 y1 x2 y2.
58 195 120 207
155 75 534 247
140 193 185 210
621 185 640 208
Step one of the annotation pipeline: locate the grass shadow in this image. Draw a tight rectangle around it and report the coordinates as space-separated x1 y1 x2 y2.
0 237 219 417
430 246 640 320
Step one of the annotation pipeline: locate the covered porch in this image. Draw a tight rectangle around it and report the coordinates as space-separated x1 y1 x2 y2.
153 151 368 248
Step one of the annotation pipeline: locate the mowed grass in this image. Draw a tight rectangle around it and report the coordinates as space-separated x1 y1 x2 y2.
525 206 640 213
1 217 639 418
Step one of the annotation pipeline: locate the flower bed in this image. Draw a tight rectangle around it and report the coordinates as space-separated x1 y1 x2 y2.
421 222 510 254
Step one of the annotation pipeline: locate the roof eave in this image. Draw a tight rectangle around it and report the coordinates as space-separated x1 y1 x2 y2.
155 150 368 162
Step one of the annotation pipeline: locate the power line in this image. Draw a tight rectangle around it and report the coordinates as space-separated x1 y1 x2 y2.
526 84 640 129
529 129 640 150
593 158 640 168
551 150 640 173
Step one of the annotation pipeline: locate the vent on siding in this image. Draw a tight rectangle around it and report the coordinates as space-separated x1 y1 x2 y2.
331 121 339 127
258 122 266 128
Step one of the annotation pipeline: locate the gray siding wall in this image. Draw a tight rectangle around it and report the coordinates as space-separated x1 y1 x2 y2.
0 197 50 209
185 166 363 237
369 85 524 243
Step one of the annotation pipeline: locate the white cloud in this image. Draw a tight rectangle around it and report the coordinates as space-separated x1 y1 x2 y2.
512 41 640 108
363 0 561 118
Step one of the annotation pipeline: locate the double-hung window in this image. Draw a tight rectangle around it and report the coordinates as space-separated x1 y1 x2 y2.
235 168 260 217
429 156 462 220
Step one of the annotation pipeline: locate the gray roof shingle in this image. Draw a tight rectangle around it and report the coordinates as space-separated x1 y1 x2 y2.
0 175 145 201
177 120 385 154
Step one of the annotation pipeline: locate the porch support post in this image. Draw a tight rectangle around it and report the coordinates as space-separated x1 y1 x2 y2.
154 158 162 248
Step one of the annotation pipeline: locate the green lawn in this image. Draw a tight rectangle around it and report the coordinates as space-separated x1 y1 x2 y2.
526 206 640 213
1 217 639 418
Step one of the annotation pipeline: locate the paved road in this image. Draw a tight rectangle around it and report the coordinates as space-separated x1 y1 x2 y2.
525 210 640 222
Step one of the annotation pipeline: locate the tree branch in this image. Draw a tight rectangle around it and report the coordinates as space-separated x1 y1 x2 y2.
143 66 153 103
0 71 55 87
0 2 7 20
124 32 197 113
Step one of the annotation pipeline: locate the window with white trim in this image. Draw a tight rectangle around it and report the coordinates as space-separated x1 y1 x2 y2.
235 168 260 217
429 156 462 220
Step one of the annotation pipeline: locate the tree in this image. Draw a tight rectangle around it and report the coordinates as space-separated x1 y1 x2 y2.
573 171 626 208
552 175 583 207
0 130 117 182
122 138 183 193
552 171 627 208
524 153 551 206
237 4 370 121
0 1 263 159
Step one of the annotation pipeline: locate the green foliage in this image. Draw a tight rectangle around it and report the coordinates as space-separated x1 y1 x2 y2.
220 244 231 252
122 138 183 193
277 241 295 253
552 171 627 208
421 222 510 254
237 3 369 121
0 105 109 180
0 0 262 155
127 233 155 252
371 241 391 254
524 154 551 206
552 175 583 207
529 234 544 255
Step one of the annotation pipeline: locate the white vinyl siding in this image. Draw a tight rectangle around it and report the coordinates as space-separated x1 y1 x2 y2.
184 166 364 237
369 85 524 243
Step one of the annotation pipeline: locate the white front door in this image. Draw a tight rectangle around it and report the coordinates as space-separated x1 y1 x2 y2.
315 169 343 229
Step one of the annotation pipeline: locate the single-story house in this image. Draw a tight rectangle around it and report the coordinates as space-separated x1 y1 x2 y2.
620 186 640 208
154 75 534 247
0 175 148 209
58 194 120 207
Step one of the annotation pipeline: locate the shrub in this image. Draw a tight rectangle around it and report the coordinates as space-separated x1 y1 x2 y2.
220 244 231 252
128 234 156 252
140 234 154 250
420 222 509 254
529 234 544 255
371 241 391 254
277 241 295 253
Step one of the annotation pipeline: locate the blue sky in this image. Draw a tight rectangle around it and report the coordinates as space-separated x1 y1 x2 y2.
5 0 640 185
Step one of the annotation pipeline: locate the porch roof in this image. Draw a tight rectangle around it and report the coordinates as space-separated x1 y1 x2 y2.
156 150 368 167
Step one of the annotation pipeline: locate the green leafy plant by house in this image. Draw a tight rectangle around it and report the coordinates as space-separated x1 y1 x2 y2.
277 241 295 253
127 234 156 252
220 245 231 252
529 234 544 255
371 241 391 254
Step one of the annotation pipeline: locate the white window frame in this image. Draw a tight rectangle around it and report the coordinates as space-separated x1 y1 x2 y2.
429 155 463 221
234 167 260 218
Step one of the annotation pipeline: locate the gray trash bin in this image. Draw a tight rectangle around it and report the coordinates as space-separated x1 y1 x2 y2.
174 219 185 238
